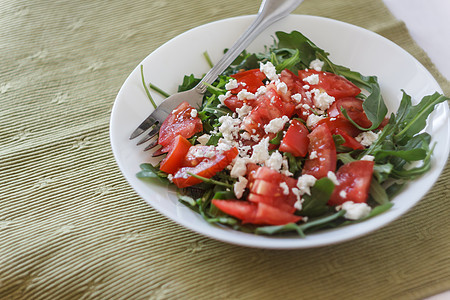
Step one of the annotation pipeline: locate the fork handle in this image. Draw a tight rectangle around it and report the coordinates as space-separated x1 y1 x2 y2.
195 0 304 93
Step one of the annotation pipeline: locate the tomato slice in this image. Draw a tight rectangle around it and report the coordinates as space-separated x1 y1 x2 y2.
334 128 364 150
159 135 192 174
328 97 372 129
158 101 203 150
302 123 337 179
328 161 375 206
230 69 266 94
279 119 309 157
241 87 291 135
212 200 301 225
181 145 220 167
172 147 238 188
298 69 361 99
315 117 362 138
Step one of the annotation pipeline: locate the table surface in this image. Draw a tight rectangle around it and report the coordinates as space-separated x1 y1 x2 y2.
0 0 449 299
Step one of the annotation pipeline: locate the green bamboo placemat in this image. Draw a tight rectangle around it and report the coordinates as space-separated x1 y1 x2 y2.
0 0 448 299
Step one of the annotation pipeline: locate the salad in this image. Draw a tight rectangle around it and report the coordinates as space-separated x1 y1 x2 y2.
137 30 448 237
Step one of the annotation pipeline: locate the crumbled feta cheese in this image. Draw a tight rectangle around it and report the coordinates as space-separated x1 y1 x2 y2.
218 91 232 105
294 198 303 211
275 80 288 94
236 104 252 119
167 174 173 182
250 137 270 164
255 85 267 97
190 109 198 118
309 59 324 71
309 151 318 159
218 115 241 140
311 88 335 111
197 134 210 145
327 171 340 186
280 158 293 177
291 93 302 103
306 114 326 128
266 151 283 171
225 79 238 90
338 201 372 220
355 131 379 147
240 131 251 140
296 174 317 196
361 154 375 161
303 74 319 85
264 115 289 134
234 176 248 199
192 145 216 158
302 103 311 110
303 84 310 90
339 190 347 199
237 89 255 101
279 182 290 195
260 61 278 81
230 157 248 178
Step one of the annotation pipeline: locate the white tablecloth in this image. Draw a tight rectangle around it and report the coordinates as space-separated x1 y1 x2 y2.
383 0 450 81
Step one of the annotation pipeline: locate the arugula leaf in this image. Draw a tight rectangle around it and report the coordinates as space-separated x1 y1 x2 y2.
301 178 335 217
136 163 169 184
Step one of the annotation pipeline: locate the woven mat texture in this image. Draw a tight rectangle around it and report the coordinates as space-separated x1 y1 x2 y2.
0 0 449 299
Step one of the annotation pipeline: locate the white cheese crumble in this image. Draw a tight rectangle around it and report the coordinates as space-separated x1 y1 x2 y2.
255 85 267 97
309 150 318 159
303 74 319 85
306 114 326 128
197 134 210 145
218 115 241 140
260 61 278 81
218 91 232 105
339 190 347 199
230 157 248 178
234 176 248 199
311 88 335 111
338 201 372 220
167 174 173 182
225 79 238 90
303 84 310 90
355 131 379 147
291 93 302 103
266 151 283 171
294 198 303 211
190 109 198 118
237 89 255 101
250 137 270 164
279 182 290 196
327 171 340 186
275 80 288 94
309 59 325 71
361 154 375 161
192 145 216 158
236 104 252 119
264 115 289 134
296 174 317 196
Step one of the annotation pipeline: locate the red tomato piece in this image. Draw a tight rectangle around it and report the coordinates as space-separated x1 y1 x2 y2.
328 97 372 129
328 161 375 206
223 94 243 112
230 69 266 94
181 145 220 167
158 101 203 150
298 69 361 99
279 69 313 121
333 128 364 150
212 199 257 222
253 202 301 225
241 87 290 135
302 123 337 179
172 147 238 188
212 200 301 226
159 135 192 174
279 119 309 157
247 193 296 213
315 117 362 138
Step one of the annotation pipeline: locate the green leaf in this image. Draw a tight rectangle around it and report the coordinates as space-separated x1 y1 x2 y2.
255 223 305 237
394 92 448 143
178 74 201 92
136 163 169 184
301 178 335 217
369 178 390 205
341 83 387 130
375 148 427 162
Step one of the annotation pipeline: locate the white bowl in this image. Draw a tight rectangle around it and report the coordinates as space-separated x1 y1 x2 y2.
110 15 449 249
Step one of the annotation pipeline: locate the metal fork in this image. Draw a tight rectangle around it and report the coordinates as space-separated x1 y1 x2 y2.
130 0 304 150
